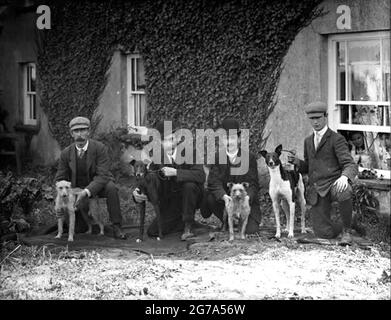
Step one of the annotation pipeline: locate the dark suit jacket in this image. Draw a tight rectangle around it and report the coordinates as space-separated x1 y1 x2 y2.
298 128 358 197
207 149 260 205
153 148 205 182
144 147 205 198
55 139 114 196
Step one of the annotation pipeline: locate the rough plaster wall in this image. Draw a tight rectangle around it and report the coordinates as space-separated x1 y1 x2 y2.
93 50 125 135
258 27 324 187
30 111 61 165
0 11 36 131
0 11 61 165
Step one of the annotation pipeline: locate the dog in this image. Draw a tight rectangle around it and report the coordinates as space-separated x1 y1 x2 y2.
54 180 79 242
261 144 306 238
130 159 163 242
223 182 251 241
79 196 105 236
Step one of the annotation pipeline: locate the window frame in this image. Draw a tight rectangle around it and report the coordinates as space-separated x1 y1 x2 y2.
22 62 38 126
126 53 146 126
328 31 390 179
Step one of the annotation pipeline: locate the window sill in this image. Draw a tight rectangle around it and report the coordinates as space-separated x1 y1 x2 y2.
14 123 40 135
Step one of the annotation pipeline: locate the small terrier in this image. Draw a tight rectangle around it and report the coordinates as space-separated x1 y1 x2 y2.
223 182 251 241
54 180 78 242
55 181 105 240
261 144 306 239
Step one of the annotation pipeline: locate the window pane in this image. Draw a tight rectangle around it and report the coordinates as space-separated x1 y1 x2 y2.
337 41 346 100
131 58 136 91
30 65 36 92
340 104 350 124
137 58 146 91
352 104 385 126
32 94 36 119
139 94 146 125
383 38 390 101
348 40 381 101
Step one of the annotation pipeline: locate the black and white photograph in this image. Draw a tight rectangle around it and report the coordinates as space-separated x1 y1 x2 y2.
0 0 390 303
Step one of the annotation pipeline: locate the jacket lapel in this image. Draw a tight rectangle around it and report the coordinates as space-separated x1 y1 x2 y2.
86 139 93 172
69 143 76 187
308 134 316 157
316 129 331 153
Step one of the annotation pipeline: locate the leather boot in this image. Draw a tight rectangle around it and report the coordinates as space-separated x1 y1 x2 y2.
181 222 195 241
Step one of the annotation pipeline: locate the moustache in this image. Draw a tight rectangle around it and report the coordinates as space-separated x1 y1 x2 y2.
76 138 85 141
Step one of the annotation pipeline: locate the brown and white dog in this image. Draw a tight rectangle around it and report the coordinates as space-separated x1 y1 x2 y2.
261 145 306 238
223 182 251 241
54 180 79 242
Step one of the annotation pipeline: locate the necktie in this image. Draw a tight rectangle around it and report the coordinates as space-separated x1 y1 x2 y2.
315 133 322 150
78 149 85 158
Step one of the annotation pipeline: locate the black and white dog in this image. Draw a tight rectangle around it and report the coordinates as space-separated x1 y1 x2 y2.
261 145 307 238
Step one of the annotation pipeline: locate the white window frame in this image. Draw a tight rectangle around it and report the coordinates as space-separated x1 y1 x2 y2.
126 54 146 126
22 62 37 125
328 31 390 179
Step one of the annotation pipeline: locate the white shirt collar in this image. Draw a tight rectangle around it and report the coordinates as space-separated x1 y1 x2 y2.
75 140 89 152
226 148 239 163
314 125 328 138
166 148 177 163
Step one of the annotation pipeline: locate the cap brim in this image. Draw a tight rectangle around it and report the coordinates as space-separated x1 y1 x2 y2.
70 125 89 130
306 112 325 118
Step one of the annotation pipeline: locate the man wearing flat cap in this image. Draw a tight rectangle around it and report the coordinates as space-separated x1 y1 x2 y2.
55 116 126 239
288 101 358 245
201 118 262 235
132 120 205 240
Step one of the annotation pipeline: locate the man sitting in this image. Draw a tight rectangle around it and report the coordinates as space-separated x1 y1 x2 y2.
132 120 205 240
55 116 126 239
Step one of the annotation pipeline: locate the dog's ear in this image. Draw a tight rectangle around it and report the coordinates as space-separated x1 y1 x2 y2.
242 182 250 189
275 144 282 156
227 182 234 190
260 150 267 158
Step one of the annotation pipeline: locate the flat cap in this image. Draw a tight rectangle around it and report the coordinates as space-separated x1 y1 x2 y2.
304 101 328 115
155 120 180 139
69 116 90 130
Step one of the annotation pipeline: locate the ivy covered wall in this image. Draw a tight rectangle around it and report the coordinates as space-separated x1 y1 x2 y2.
38 0 323 154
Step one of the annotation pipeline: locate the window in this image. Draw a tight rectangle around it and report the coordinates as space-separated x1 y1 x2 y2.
127 54 147 126
21 62 37 125
328 31 390 179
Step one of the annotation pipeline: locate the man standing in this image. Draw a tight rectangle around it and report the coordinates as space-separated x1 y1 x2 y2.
288 102 358 244
132 120 205 240
201 118 262 234
55 116 126 239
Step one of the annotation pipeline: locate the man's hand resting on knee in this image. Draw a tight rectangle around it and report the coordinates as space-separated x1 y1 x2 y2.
333 175 349 193
133 188 148 203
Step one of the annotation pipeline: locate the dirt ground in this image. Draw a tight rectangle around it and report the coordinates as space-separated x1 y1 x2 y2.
1 232 390 300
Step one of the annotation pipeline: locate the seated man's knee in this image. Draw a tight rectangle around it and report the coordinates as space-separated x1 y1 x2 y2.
331 184 353 202
182 182 199 194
